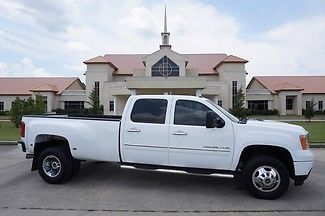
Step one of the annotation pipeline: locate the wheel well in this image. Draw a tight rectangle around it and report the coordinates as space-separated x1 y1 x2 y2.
31 134 70 171
237 145 295 178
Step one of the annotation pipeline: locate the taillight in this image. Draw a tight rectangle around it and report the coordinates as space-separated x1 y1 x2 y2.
19 122 25 138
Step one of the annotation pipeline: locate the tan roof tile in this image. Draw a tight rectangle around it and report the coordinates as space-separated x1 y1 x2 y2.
0 77 83 95
30 84 59 92
84 53 248 75
253 76 325 94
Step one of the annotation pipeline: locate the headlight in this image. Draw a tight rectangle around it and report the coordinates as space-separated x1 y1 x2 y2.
299 135 309 150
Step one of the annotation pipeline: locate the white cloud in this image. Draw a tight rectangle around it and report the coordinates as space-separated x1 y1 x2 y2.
0 62 8 76
120 7 160 38
0 57 50 77
63 63 85 71
0 0 324 81
65 41 89 52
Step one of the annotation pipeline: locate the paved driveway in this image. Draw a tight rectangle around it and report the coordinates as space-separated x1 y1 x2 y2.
0 145 324 216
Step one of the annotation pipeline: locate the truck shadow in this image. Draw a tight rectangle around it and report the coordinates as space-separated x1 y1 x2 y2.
69 161 247 197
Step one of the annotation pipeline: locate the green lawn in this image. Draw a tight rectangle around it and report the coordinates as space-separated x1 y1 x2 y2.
0 121 20 141
285 121 325 143
0 119 324 143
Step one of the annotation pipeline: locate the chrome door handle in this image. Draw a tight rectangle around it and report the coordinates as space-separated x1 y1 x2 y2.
127 128 141 132
172 130 187 135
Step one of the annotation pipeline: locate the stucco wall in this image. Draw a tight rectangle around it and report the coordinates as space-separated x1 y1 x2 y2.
218 63 247 108
302 94 325 110
85 64 115 108
0 95 29 111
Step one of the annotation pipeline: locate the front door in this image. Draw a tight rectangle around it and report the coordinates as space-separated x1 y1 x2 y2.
122 98 170 165
169 99 234 170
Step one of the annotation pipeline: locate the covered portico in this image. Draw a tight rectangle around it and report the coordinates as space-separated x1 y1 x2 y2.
106 77 224 115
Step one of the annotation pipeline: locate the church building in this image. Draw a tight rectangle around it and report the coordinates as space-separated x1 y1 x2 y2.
84 8 249 115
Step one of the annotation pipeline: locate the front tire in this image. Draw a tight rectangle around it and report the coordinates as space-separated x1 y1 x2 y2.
37 146 73 184
243 155 290 199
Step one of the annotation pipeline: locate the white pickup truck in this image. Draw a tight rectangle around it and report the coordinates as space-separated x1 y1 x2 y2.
18 95 313 199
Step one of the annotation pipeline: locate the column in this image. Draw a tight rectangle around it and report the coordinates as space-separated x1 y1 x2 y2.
196 89 202 97
130 89 137 95
279 93 286 116
297 93 302 115
214 95 219 105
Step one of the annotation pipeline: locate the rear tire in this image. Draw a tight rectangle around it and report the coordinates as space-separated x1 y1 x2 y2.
72 159 81 175
243 155 290 199
37 146 73 184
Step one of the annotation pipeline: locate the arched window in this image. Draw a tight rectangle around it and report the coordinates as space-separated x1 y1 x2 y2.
151 56 179 77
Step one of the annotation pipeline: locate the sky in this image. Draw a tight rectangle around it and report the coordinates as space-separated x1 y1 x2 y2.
0 0 325 83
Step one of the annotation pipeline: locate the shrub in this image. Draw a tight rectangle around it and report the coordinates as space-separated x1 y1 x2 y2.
9 95 46 127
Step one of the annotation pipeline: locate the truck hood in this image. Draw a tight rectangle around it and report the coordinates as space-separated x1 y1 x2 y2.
245 119 307 135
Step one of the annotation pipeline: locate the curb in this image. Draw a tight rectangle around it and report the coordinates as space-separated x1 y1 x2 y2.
310 144 325 148
0 141 17 145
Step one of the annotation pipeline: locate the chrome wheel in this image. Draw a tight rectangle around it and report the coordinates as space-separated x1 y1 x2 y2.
42 155 62 178
252 165 281 192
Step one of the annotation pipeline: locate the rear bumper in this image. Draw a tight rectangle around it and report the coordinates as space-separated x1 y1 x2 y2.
17 141 26 152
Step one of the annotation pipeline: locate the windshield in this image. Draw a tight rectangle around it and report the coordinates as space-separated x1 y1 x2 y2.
206 99 240 123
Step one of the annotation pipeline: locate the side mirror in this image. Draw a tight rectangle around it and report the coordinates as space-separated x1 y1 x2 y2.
206 111 225 128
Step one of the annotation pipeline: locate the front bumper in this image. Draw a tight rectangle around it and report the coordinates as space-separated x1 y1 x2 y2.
293 160 313 186
294 160 313 176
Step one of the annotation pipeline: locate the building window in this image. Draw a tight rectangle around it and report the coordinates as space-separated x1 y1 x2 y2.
109 100 114 111
306 101 311 109
286 98 293 110
218 100 223 107
131 99 168 124
248 100 268 111
232 81 237 108
42 96 47 106
151 56 179 77
64 101 84 110
94 81 99 98
0 102 4 111
319 101 323 110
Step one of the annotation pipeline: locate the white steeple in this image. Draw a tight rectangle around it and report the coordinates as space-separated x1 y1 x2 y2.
160 5 171 49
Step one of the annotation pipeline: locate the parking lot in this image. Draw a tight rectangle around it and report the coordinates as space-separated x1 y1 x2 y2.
0 145 324 216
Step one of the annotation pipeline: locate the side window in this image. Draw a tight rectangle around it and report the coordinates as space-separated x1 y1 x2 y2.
174 100 216 126
131 99 168 124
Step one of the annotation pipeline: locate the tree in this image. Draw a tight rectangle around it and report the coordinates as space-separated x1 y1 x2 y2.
10 97 25 127
230 87 248 118
304 98 316 122
9 94 46 127
87 85 103 114
34 94 47 114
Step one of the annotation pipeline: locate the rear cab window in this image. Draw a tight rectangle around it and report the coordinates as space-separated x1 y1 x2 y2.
131 99 168 124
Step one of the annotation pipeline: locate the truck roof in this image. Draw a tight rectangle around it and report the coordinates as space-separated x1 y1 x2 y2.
130 94 203 100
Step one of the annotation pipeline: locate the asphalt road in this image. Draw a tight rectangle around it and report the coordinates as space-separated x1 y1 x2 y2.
0 145 324 216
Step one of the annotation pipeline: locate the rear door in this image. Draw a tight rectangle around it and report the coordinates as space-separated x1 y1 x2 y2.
121 97 170 165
